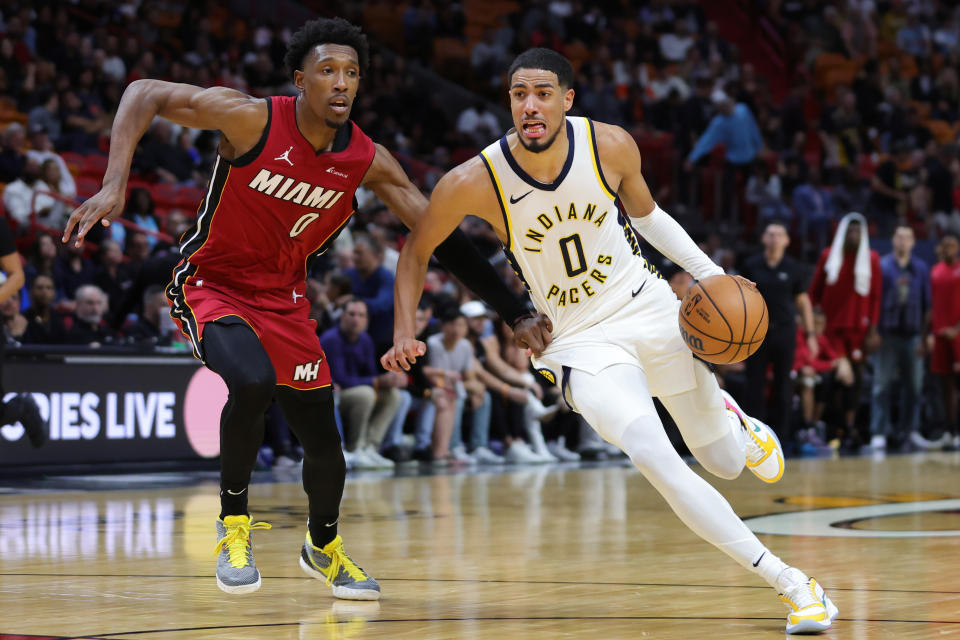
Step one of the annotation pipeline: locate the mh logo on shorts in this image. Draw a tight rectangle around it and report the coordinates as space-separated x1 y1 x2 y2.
293 358 324 383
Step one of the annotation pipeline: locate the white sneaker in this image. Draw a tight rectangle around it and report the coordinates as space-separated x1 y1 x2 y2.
505 440 545 464
869 435 887 450
363 446 395 469
350 448 381 470
777 568 839 634
910 431 943 451
273 454 300 469
343 449 356 470
450 445 477 466
547 437 581 462
722 390 784 483
471 446 505 464
525 391 559 421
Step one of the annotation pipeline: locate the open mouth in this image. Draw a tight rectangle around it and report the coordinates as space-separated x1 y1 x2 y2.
521 120 547 138
329 96 350 115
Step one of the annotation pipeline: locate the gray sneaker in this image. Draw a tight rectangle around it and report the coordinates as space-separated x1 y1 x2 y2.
215 515 272 594
299 532 381 600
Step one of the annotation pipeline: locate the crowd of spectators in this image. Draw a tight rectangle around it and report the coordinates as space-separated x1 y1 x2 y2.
3 1 960 468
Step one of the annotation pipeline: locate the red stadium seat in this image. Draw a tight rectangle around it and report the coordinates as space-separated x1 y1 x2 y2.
150 183 179 208
81 154 109 178
76 177 100 199
175 185 206 211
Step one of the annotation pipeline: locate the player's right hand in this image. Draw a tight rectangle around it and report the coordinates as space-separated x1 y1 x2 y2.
62 184 126 247
381 338 426 372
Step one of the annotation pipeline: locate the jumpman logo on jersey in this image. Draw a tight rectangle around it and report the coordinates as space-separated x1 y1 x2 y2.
292 288 304 303
275 146 294 166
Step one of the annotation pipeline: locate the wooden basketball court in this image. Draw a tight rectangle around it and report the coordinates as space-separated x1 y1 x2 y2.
1 453 958 639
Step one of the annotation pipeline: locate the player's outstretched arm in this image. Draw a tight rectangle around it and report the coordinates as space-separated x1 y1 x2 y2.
594 122 725 283
63 81 266 245
363 147 532 324
380 167 475 372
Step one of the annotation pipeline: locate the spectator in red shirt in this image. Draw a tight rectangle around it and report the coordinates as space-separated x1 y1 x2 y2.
928 233 960 450
808 213 882 449
794 312 855 451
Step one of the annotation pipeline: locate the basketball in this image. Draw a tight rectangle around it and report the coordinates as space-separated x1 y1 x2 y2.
678 274 768 364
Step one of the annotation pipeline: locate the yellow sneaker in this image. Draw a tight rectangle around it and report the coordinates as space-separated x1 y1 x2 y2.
779 574 839 634
299 532 380 600
214 515 272 594
722 390 785 483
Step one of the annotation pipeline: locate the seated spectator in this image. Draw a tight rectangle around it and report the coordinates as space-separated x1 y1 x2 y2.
746 160 791 223
27 90 61 144
25 124 76 200
110 188 160 251
659 19 696 62
93 240 134 324
345 234 394 354
456 102 500 147
123 284 170 346
125 231 153 270
58 89 105 154
24 233 57 293
792 165 836 248
65 284 115 346
22 274 66 344
134 120 196 184
320 298 404 470
34 158 71 228
0 123 27 183
53 239 96 305
425 309 479 466
793 312 854 452
2 156 43 229
152 209 190 254
0 288 27 342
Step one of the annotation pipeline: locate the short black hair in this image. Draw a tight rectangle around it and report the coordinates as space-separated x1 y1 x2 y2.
440 309 465 325
507 48 573 89
942 232 960 243
284 17 369 80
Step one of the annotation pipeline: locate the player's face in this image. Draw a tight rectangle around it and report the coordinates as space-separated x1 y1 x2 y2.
509 69 574 154
296 44 361 129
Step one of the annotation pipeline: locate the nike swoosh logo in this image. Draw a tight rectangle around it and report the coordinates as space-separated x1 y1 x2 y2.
225 488 247 496
509 190 533 204
753 551 765 567
631 283 646 297
324 519 339 527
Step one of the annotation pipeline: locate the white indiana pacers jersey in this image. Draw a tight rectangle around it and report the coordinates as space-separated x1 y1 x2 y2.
480 116 658 341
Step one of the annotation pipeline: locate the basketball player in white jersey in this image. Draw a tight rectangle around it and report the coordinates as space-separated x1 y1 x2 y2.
383 49 838 634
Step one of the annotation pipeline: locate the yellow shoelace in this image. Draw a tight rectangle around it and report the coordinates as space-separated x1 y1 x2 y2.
215 519 272 568
319 537 368 586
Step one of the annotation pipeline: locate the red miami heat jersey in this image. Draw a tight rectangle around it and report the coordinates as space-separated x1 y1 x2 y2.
172 95 375 294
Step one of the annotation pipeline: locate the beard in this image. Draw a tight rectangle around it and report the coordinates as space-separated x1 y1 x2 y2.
325 117 347 129
518 124 562 154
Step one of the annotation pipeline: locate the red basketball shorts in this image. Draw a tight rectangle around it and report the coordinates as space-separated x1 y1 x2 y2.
168 278 331 391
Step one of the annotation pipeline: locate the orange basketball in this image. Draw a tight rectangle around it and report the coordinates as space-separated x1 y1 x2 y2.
678 274 768 364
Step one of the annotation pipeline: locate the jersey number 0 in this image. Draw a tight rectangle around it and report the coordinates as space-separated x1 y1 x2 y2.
290 212 320 238
559 234 587 277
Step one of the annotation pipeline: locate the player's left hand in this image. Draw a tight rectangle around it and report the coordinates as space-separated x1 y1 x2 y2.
381 338 426 372
513 313 553 358
731 274 757 290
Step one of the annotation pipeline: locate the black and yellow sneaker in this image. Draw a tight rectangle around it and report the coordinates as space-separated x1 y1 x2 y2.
214 515 271 594
299 532 380 600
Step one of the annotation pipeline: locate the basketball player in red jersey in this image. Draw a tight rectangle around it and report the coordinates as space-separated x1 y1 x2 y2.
63 18 549 598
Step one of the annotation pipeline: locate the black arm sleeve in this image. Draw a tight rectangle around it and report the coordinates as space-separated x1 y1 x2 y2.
432 227 530 325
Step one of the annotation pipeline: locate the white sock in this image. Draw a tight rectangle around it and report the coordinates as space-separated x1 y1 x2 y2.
750 549 789 589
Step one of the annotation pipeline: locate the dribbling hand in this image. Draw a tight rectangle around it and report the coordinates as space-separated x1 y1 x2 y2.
381 338 426 372
513 313 553 358
62 185 126 247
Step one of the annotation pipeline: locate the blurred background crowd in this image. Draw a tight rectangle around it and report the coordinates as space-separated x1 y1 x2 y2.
2 0 960 470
